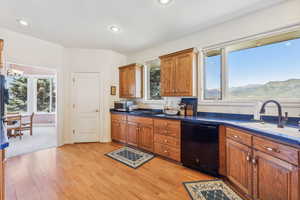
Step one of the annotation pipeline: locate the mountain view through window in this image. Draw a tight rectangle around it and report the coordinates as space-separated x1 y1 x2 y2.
228 38 300 99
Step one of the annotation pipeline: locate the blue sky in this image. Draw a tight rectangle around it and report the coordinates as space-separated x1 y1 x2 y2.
205 38 300 89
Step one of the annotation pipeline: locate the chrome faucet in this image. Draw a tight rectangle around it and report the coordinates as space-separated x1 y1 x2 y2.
259 100 288 128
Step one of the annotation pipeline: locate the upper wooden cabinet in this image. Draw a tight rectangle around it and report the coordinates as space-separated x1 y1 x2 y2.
159 48 198 97
0 39 3 69
119 64 143 99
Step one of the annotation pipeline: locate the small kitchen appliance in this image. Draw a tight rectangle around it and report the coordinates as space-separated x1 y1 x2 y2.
114 101 134 112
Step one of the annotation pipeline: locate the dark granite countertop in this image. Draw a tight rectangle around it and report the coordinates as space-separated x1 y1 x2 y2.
110 109 300 148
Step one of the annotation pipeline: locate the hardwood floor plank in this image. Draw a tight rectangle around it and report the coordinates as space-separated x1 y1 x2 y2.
5 143 214 200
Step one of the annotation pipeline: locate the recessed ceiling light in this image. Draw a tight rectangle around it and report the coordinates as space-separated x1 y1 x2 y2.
158 0 173 5
109 25 120 33
17 19 29 27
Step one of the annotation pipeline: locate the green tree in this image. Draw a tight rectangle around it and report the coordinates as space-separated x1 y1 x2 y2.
37 79 51 112
7 76 28 112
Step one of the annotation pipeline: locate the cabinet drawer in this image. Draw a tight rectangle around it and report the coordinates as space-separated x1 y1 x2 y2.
127 116 153 125
226 127 252 146
154 119 180 138
154 143 180 162
154 134 180 148
111 114 127 121
253 136 299 166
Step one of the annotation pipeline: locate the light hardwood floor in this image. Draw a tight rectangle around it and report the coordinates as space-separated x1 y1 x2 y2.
5 143 214 200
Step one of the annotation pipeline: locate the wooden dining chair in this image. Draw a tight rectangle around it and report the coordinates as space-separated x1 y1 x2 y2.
6 115 23 140
21 112 35 136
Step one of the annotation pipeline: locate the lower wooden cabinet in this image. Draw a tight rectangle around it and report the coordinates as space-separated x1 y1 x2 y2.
127 121 138 146
111 114 127 143
253 150 299 200
111 114 180 162
226 139 252 198
225 127 300 200
138 124 154 152
153 119 181 162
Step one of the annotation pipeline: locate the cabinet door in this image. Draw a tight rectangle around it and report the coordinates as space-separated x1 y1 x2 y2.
253 150 299 200
127 122 138 147
111 120 120 141
118 120 127 143
127 67 136 98
138 124 154 152
226 139 253 197
174 53 193 96
160 57 175 96
119 68 128 98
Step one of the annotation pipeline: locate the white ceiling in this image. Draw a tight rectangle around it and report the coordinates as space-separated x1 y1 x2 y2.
0 0 285 54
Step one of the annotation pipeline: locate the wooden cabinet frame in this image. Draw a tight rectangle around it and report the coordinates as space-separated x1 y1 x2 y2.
119 64 143 98
159 48 198 97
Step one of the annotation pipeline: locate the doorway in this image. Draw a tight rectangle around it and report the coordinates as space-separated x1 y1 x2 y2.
71 73 101 143
5 63 58 158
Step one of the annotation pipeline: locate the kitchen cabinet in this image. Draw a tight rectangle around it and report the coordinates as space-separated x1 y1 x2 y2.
226 139 252 198
153 119 181 162
127 116 154 152
252 150 299 200
138 124 154 152
119 64 143 98
110 114 181 161
127 121 138 147
111 114 127 143
225 127 300 200
159 48 197 97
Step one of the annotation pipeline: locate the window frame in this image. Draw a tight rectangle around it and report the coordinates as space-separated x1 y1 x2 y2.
32 75 56 114
201 29 300 104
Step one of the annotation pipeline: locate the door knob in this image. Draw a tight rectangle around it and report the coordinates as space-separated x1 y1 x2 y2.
95 109 99 112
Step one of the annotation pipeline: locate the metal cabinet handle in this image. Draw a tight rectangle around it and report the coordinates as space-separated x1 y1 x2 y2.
246 153 251 161
233 135 240 139
252 157 257 165
263 146 280 153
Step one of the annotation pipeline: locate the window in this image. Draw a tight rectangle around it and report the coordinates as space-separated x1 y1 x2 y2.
36 78 56 113
228 37 300 99
202 30 300 101
7 76 28 112
146 59 162 100
203 50 222 100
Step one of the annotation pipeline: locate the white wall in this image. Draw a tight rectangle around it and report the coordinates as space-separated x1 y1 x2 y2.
128 0 300 117
63 48 127 143
0 27 127 145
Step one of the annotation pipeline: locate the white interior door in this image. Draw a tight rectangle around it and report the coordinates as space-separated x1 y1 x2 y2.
72 73 101 143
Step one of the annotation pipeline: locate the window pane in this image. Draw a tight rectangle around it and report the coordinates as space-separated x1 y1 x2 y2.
228 38 300 99
7 76 28 113
146 60 161 100
51 78 56 112
204 54 221 99
37 79 51 112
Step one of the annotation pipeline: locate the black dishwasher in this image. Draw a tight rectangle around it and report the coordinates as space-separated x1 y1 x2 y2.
181 121 219 176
